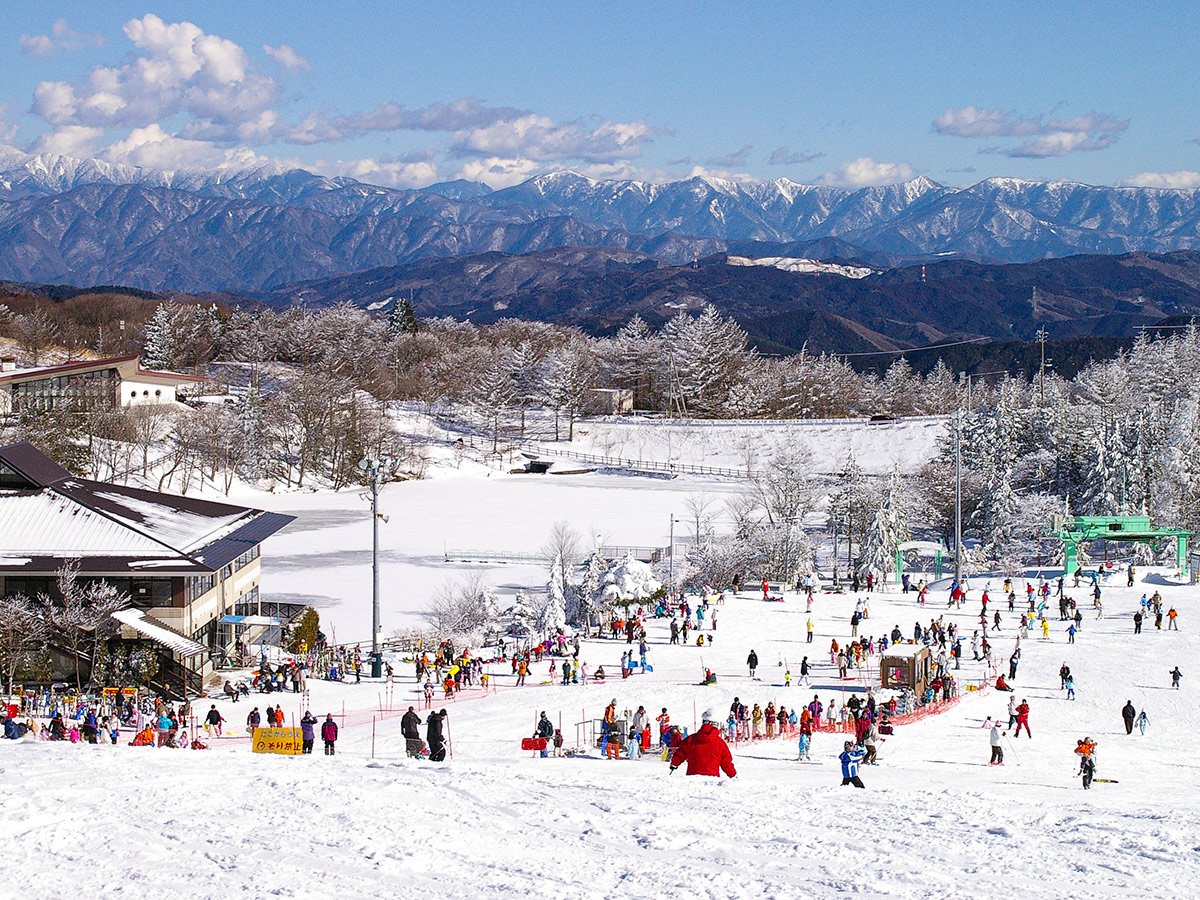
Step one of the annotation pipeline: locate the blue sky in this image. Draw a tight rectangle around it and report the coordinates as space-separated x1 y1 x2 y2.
4 2 1197 189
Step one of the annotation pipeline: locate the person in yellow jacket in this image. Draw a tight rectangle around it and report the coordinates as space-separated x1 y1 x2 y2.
751 703 764 738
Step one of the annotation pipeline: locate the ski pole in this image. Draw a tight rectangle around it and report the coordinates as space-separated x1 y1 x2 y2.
446 715 453 759
1004 735 1021 766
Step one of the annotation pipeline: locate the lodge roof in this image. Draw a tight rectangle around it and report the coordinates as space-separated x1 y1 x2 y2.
0 442 294 576
0 355 207 386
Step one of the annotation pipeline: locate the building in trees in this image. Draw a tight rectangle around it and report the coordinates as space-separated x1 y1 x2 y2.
0 355 205 415
0 442 295 697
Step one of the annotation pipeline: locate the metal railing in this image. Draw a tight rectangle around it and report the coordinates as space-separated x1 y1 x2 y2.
516 444 749 479
443 549 552 565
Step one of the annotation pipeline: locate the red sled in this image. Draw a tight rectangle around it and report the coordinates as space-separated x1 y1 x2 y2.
521 737 548 751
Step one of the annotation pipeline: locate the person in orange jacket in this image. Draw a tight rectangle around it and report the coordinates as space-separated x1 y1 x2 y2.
669 709 736 777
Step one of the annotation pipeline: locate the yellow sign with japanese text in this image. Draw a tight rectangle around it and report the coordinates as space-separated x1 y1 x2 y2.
252 727 302 755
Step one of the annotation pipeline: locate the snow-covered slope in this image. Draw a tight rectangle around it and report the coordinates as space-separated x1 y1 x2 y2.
3 417 1196 898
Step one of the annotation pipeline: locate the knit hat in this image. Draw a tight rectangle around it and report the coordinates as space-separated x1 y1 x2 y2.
701 709 717 725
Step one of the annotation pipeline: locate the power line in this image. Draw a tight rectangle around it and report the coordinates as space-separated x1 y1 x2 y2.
830 336 991 359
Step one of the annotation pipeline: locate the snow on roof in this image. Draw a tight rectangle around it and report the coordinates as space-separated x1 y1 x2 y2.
87 489 252 553
879 642 931 658
0 490 176 557
113 608 207 656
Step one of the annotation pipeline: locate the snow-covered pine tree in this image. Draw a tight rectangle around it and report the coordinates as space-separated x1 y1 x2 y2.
508 340 542 436
857 468 910 584
537 568 568 637
508 591 540 639
609 316 660 410
472 350 516 451
387 294 419 337
142 303 177 370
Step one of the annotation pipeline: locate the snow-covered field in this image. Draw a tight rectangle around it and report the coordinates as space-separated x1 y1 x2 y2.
4 416 1198 899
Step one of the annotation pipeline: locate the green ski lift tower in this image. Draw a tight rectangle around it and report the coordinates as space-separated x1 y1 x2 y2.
1051 514 1192 577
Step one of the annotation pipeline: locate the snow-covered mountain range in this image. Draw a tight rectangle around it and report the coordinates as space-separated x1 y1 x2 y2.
3 145 1200 292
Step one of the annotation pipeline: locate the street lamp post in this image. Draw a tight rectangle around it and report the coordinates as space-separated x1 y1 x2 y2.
667 514 677 601
954 411 962 584
359 456 395 678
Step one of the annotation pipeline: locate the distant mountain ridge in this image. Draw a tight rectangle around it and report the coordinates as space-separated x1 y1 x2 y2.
3 145 1200 292
262 246 1200 356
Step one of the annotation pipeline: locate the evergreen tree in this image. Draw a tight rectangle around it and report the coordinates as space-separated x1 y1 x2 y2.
858 468 911 583
387 294 419 337
142 303 177 370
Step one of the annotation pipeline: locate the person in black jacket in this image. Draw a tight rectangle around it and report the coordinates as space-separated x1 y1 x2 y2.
427 709 448 761
747 650 758 679
1121 700 1137 734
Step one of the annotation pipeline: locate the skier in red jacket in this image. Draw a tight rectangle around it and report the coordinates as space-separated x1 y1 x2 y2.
669 709 737 777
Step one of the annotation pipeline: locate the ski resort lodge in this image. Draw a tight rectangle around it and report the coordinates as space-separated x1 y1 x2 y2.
0 441 296 697
0 354 205 415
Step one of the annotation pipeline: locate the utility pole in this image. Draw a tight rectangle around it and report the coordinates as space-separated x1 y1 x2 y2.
1037 326 1048 407
359 456 396 678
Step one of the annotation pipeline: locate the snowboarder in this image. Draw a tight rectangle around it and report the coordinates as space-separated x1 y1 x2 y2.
747 649 759 679
839 740 866 787
321 713 338 755
669 709 737 777
1121 700 1136 734
988 721 1005 765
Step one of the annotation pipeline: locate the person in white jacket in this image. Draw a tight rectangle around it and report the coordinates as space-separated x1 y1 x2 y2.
989 722 1006 765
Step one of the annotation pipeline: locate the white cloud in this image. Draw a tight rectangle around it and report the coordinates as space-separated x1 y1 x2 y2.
449 113 656 164
455 156 543 189
31 125 104 157
263 43 310 73
935 106 1128 158
100 123 277 170
30 14 278 137
818 157 914 187
1118 170 1200 189
933 106 1043 138
317 156 439 188
20 15 659 182
19 19 104 56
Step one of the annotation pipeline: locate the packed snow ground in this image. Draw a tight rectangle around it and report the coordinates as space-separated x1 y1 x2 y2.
4 572 1197 898
4 416 1198 898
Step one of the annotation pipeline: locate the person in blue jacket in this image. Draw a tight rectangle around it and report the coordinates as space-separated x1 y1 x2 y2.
2 715 19 739
839 740 866 788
